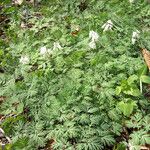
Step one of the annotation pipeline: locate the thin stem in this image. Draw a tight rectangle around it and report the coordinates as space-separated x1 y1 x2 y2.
140 79 142 93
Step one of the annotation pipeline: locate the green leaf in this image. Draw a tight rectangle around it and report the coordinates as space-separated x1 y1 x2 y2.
117 100 136 117
127 75 138 85
128 87 141 97
140 75 150 84
141 134 150 144
0 49 4 56
138 65 148 76
53 29 63 39
113 142 126 150
12 137 29 150
123 86 141 97
88 107 99 113
116 86 122 95
3 144 12 150
17 103 24 114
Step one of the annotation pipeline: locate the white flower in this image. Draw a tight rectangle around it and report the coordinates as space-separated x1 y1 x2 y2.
20 22 26 28
132 30 140 44
89 31 99 42
89 41 96 49
14 0 23 5
53 42 62 50
40 47 53 56
128 142 138 150
129 0 134 3
40 46 47 55
101 20 113 31
19 56 29 64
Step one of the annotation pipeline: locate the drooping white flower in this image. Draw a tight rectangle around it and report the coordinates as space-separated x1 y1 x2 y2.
19 56 29 64
40 46 47 55
129 0 134 3
89 31 99 42
132 30 140 44
14 0 23 5
40 47 53 56
20 22 26 28
101 20 113 32
128 142 137 150
89 41 96 49
53 42 62 50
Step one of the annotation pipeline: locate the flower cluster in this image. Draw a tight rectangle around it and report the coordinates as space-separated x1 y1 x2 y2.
40 46 47 55
89 30 99 42
19 56 29 65
53 42 62 50
88 20 140 49
20 24 140 63
101 20 113 32
129 0 134 3
19 42 62 64
40 46 53 56
89 31 99 49
88 20 113 49
13 0 23 5
132 30 140 45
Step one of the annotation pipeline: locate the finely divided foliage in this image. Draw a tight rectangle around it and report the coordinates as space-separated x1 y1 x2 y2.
0 0 150 150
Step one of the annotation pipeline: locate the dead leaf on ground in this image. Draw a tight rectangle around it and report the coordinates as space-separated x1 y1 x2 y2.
0 96 6 104
141 48 150 71
140 145 150 150
43 139 55 150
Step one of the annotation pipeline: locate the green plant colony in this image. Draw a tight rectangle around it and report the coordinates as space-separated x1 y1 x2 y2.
0 0 150 150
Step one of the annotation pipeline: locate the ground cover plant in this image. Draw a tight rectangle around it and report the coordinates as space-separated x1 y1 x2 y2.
0 0 150 150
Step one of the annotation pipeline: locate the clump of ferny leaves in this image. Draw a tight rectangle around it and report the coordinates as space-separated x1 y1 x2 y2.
0 0 150 150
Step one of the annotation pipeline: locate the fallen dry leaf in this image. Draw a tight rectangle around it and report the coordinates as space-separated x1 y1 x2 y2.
141 48 150 71
140 146 150 150
44 139 55 150
0 96 6 104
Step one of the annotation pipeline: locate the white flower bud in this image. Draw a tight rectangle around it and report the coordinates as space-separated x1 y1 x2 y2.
14 0 23 5
19 56 29 64
102 20 113 32
89 31 99 42
40 46 47 55
53 42 62 50
129 0 134 3
132 30 140 44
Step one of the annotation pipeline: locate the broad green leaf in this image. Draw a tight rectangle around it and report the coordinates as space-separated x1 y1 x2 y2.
127 75 138 85
124 101 135 117
129 87 141 96
140 75 150 84
141 134 150 144
138 65 148 76
123 84 140 96
117 101 136 117
3 144 12 150
116 86 122 95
